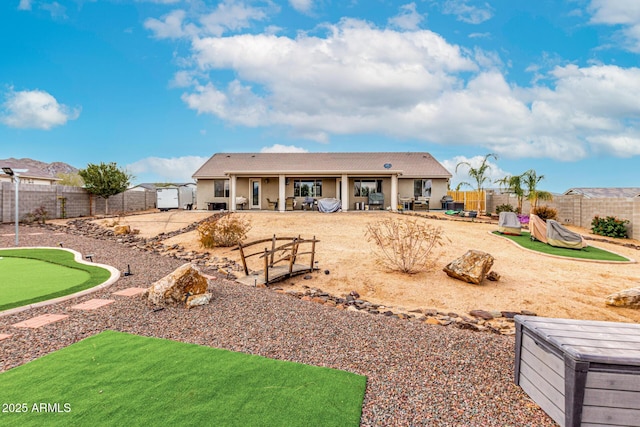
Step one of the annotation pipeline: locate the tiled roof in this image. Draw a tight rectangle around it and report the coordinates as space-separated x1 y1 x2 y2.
193 152 452 179
563 187 640 198
0 160 59 181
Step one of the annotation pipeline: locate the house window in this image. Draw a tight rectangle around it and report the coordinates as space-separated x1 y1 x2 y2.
354 179 382 197
293 179 322 197
414 179 432 198
214 180 229 197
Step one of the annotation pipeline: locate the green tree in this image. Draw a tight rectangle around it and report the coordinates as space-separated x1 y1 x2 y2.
522 169 553 209
455 153 498 212
495 174 526 214
79 162 133 214
56 172 84 187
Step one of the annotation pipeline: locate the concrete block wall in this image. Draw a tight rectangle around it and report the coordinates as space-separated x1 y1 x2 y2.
0 184 156 222
487 192 639 240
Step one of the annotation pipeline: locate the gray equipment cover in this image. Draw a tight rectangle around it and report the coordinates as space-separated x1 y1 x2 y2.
317 198 341 213
529 214 548 243
498 211 522 235
546 220 586 249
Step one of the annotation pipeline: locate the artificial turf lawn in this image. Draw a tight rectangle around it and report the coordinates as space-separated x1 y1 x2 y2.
493 231 630 262
0 330 367 427
0 248 112 312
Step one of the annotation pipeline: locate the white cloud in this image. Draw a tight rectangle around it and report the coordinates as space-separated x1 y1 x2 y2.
147 7 640 162
18 0 32 11
441 0 493 25
289 0 313 14
441 155 508 190
184 19 476 132
127 156 209 183
588 0 640 52
260 144 308 153
145 0 272 39
0 88 80 130
388 3 424 31
41 1 66 19
144 9 189 39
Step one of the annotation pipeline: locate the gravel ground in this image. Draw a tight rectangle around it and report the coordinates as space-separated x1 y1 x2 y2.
0 223 556 426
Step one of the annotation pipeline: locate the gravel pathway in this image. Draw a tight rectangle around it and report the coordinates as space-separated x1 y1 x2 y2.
0 224 556 426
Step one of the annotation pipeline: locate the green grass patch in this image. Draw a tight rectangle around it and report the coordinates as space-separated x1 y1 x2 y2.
493 231 630 262
0 331 366 427
0 248 112 312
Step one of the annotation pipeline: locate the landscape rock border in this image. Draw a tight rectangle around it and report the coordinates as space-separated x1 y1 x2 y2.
34 215 532 335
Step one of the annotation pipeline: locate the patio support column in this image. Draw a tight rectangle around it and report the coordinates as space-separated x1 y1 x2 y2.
390 174 398 212
229 175 237 211
278 174 286 212
341 174 349 211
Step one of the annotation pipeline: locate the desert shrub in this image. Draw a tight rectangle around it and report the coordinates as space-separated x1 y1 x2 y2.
591 215 629 238
198 213 251 248
22 205 49 224
532 205 558 222
495 204 514 215
365 218 446 274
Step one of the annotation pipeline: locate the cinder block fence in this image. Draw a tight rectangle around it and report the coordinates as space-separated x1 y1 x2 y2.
0 183 156 223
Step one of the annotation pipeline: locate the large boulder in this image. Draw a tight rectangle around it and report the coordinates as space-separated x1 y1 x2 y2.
148 263 209 305
443 250 494 285
605 287 640 308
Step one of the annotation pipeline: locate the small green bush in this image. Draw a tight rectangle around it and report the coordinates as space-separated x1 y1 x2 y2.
365 217 446 274
591 215 629 238
495 204 514 215
531 205 558 222
198 214 251 248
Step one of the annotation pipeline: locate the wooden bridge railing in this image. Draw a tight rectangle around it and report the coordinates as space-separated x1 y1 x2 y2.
237 235 319 284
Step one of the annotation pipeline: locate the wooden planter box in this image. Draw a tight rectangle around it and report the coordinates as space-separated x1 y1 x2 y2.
514 315 640 427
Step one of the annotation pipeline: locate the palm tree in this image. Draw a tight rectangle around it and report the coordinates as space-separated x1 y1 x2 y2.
495 174 525 214
455 153 498 213
522 169 552 210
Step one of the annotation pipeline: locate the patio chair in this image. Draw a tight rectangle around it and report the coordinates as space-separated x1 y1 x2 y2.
303 197 316 211
266 198 278 210
285 197 295 211
235 196 248 210
398 196 413 211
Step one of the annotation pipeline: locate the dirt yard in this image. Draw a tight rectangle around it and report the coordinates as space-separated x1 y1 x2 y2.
108 209 640 324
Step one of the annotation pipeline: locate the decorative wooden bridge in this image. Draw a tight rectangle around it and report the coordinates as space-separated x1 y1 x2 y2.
235 235 320 286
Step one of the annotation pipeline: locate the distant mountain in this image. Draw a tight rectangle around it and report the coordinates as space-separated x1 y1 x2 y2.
0 158 78 177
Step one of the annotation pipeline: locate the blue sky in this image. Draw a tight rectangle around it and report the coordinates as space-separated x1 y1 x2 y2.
1 0 639 192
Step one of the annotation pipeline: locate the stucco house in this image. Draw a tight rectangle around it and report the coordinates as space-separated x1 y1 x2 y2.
0 163 61 185
192 152 452 212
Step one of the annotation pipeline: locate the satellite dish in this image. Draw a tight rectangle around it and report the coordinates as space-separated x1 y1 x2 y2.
383 163 392 169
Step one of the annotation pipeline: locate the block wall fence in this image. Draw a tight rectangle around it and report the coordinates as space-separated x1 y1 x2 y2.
0 183 156 223
486 193 640 240
1 183 638 240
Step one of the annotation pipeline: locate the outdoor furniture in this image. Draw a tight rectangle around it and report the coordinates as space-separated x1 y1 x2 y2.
302 197 316 211
317 198 341 213
413 197 429 211
399 196 413 211
515 315 640 427
368 192 384 210
235 196 248 210
285 197 296 211
267 198 278 210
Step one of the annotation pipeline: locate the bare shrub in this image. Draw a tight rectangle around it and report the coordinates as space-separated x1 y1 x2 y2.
22 205 49 224
531 205 558 222
198 213 251 248
365 217 446 274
